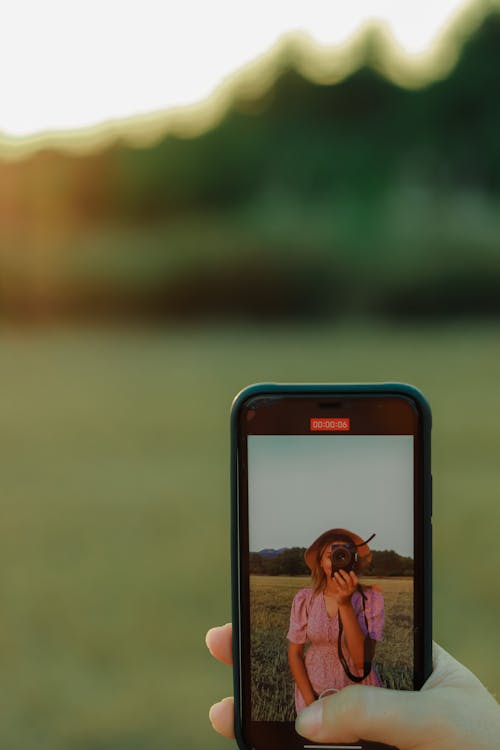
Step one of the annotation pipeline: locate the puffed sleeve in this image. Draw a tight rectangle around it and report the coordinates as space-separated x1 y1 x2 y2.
286 588 312 644
354 588 384 642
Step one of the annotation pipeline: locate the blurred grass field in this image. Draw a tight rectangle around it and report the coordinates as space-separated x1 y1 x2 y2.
0 321 499 749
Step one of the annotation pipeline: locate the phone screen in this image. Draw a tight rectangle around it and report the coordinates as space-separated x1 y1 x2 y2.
233 388 431 750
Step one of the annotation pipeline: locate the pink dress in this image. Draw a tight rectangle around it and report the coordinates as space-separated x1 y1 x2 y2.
287 587 384 713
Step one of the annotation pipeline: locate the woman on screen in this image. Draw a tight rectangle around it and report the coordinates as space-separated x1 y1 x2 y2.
287 528 384 714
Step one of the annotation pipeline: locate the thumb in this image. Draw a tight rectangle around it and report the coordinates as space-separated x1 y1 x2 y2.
295 684 440 749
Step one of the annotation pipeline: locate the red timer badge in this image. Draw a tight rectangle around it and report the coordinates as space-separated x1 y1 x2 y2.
309 417 350 432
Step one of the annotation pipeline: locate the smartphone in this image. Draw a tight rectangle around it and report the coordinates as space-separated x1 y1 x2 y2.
231 383 432 750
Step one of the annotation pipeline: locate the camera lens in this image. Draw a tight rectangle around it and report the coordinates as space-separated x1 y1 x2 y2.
332 548 348 563
331 544 353 573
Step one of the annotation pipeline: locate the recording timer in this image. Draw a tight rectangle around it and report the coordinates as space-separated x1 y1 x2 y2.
309 417 350 431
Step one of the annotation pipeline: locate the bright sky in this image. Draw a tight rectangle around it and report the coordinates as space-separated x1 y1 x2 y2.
1 0 471 139
248 436 414 556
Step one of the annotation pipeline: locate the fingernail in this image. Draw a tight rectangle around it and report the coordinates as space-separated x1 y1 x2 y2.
208 701 223 727
295 700 323 738
209 698 232 727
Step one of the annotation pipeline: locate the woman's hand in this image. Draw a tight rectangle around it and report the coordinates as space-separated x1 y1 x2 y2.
206 623 500 749
333 569 358 605
288 641 316 707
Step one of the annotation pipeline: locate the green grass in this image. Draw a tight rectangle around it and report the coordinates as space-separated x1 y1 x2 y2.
250 575 413 720
0 321 498 748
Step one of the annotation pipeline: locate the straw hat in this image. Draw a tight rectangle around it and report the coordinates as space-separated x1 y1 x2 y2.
304 528 374 572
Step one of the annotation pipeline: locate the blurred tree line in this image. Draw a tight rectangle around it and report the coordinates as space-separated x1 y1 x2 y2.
1 11 500 321
250 548 414 577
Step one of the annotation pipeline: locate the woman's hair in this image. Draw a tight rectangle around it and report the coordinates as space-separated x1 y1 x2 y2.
311 544 330 595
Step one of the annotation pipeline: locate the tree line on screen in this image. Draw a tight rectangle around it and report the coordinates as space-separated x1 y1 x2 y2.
249 548 414 577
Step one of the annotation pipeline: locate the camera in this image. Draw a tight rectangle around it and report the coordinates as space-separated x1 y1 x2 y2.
330 542 357 575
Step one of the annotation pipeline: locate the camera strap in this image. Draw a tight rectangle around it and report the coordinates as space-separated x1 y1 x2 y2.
337 585 374 683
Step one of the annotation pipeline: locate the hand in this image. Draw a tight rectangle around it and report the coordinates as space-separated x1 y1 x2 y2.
206 623 234 739
206 623 500 749
333 569 358 605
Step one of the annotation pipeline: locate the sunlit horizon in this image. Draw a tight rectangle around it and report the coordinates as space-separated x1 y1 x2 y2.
0 0 491 155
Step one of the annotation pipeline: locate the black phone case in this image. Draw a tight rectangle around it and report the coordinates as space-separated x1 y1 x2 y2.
231 382 432 750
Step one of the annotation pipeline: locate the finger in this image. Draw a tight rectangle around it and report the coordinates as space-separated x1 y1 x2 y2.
205 623 233 666
337 571 355 592
334 571 348 587
341 570 355 589
349 570 359 586
209 697 235 739
424 642 493 694
296 685 445 749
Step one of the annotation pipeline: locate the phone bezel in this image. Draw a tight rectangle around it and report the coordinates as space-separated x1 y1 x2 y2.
231 383 432 750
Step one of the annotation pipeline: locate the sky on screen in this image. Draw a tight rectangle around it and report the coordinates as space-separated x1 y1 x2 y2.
248 435 414 556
